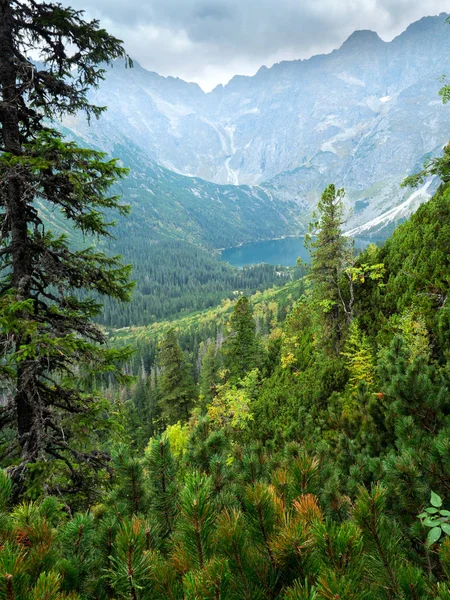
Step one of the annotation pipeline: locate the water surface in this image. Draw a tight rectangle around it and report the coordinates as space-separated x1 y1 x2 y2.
222 236 370 268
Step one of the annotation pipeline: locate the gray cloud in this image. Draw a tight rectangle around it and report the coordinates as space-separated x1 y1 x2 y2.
68 0 448 90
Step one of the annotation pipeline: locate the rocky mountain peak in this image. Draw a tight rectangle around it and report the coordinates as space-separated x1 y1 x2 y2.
340 29 384 51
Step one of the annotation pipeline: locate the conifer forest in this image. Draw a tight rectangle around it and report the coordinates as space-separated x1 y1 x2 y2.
2 1 450 599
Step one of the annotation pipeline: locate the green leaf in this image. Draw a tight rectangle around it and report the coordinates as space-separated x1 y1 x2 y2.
440 510 450 517
423 517 442 528
425 507 439 514
417 512 428 519
441 523 450 536
427 527 442 546
431 491 443 508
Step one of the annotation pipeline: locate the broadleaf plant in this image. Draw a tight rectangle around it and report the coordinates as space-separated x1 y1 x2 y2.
418 492 450 546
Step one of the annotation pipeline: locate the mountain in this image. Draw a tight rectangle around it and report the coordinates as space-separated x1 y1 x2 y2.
64 13 450 238
57 123 304 253
46 127 304 326
93 133 303 250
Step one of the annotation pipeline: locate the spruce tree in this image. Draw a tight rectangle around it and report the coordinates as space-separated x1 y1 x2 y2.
157 329 197 424
0 0 133 492
199 341 220 408
224 296 260 380
131 376 159 447
305 184 354 353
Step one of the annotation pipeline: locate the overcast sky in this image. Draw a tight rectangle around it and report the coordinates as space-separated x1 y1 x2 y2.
69 0 449 91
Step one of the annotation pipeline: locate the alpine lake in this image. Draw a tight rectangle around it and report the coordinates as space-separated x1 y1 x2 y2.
221 236 372 268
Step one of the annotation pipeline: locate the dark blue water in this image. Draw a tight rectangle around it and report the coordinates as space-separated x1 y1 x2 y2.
222 237 309 268
221 237 370 268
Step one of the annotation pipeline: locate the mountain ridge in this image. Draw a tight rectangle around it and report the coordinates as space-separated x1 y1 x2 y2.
63 12 450 238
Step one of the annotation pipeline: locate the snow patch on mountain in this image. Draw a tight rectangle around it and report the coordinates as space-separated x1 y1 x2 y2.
337 73 366 87
345 181 433 236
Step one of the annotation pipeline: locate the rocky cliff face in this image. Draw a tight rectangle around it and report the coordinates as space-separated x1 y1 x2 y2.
64 13 450 237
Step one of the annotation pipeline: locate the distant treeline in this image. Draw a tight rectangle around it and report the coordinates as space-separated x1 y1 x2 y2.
99 238 304 327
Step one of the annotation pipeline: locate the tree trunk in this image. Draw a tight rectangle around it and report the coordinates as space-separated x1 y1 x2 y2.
0 0 38 460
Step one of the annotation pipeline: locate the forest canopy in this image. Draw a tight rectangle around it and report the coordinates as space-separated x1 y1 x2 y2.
1 2 450 599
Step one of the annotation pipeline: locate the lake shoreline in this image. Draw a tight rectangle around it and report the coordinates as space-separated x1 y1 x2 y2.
215 233 306 254
221 236 374 268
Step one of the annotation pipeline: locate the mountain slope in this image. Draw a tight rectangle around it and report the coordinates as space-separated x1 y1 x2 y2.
108 137 303 250
56 125 304 251
43 128 304 327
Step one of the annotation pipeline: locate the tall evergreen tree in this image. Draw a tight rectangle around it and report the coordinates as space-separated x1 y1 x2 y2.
157 329 197 424
224 296 260 380
199 341 220 408
0 0 133 491
305 184 354 353
131 376 159 446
